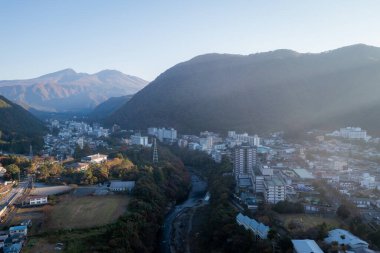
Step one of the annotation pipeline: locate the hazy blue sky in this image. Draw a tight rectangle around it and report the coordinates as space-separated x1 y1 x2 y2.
1 0 379 81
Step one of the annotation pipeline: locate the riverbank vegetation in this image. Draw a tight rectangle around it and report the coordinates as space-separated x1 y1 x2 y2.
31 145 191 252
171 147 272 252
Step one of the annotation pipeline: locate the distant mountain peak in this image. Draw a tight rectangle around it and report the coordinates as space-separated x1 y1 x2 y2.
0 69 148 113
95 69 123 75
323 43 380 56
38 68 78 79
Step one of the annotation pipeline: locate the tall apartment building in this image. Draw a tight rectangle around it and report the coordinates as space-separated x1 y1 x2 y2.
233 146 256 179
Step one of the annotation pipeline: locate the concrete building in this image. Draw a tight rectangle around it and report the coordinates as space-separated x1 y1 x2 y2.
130 135 149 146
264 176 286 204
253 134 260 146
255 175 265 193
291 239 323 253
360 173 376 189
233 146 256 179
148 127 177 142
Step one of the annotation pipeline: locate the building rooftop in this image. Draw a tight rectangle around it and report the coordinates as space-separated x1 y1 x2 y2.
293 168 315 179
265 176 285 187
324 229 368 249
292 239 323 253
109 181 135 189
86 154 107 159
9 225 27 232
236 213 269 239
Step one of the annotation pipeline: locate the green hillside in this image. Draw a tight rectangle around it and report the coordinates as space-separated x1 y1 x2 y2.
0 95 46 153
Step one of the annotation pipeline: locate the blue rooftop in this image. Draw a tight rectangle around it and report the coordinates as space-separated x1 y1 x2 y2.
236 213 269 239
9 225 27 231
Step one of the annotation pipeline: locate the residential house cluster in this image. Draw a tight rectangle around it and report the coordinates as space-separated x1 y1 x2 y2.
0 224 28 253
43 120 109 159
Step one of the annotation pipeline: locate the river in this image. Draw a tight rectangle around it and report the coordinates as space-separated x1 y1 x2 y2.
160 172 207 253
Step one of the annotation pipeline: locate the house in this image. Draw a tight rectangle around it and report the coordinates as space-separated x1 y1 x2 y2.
0 231 9 248
9 226 27 237
236 213 269 239
109 181 135 192
324 229 369 251
3 241 22 253
3 235 24 253
292 239 323 253
24 196 48 206
81 154 107 164
65 162 89 171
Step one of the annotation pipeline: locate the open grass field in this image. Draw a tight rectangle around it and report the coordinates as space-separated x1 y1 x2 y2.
279 213 342 231
45 195 129 230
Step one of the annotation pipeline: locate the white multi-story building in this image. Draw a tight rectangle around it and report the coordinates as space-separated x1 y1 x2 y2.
148 127 177 142
130 135 149 146
360 173 376 189
26 195 48 206
200 136 213 152
227 131 260 146
339 127 368 140
253 134 260 146
159 128 177 142
148 127 158 136
228 131 236 138
264 176 286 204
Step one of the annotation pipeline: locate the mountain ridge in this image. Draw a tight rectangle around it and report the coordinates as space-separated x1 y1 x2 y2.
105 44 380 135
0 69 148 112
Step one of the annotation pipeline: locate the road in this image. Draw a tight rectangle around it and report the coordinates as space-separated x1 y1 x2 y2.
0 180 30 219
160 173 207 253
